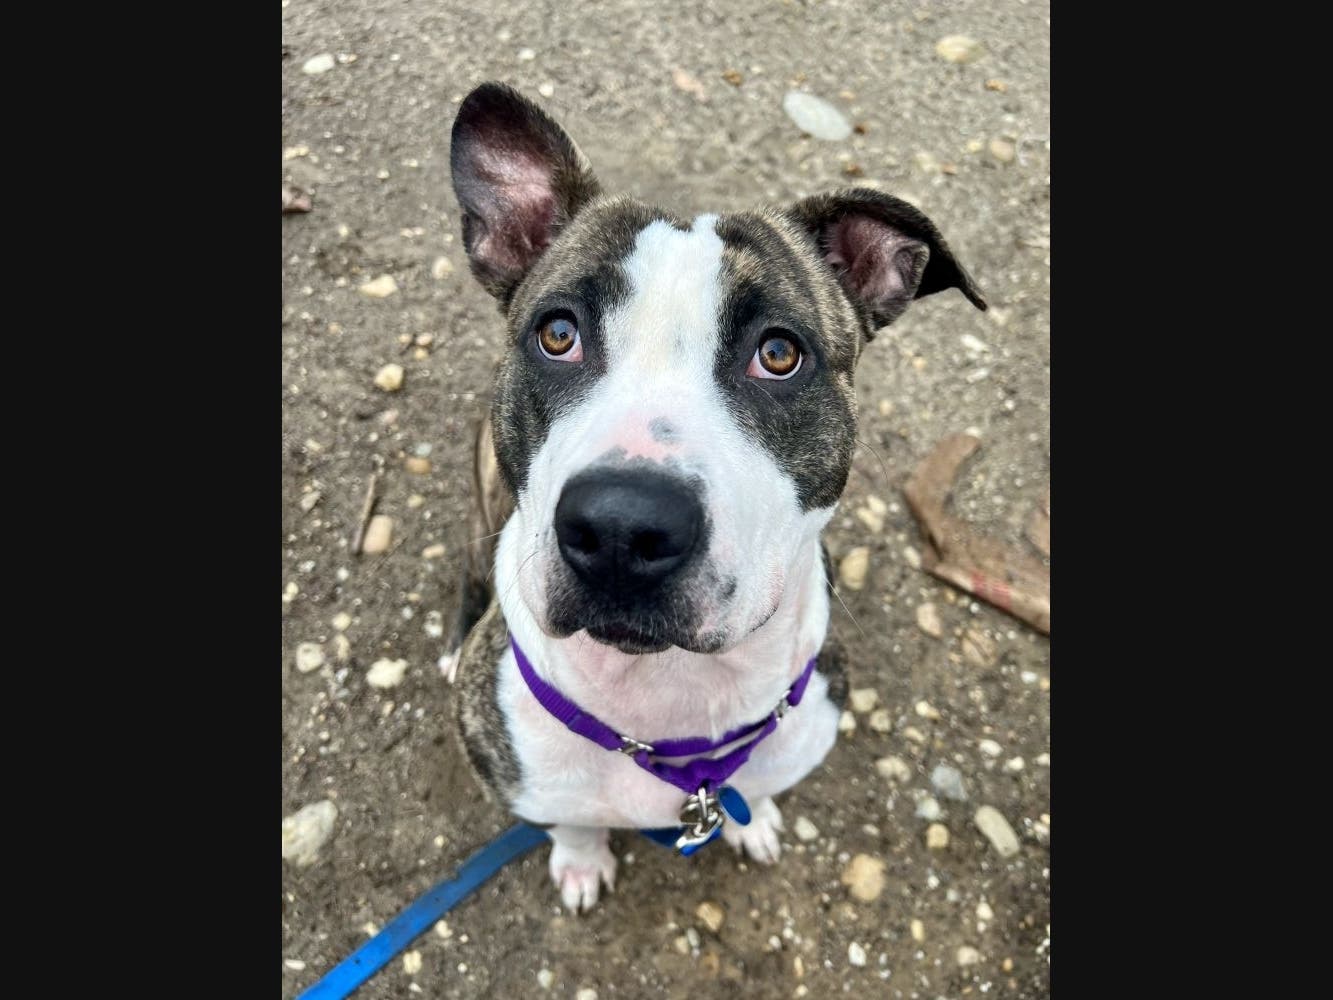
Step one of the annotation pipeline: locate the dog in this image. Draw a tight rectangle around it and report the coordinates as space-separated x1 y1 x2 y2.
442 82 986 911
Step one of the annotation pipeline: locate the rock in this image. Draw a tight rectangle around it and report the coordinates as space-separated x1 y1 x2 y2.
838 710 857 734
403 951 422 975
517 47 536 61
986 79 1008 92
930 764 967 801
935 35 983 63
915 700 940 720
359 275 399 298
849 688 879 713
868 709 892 733
875 755 912 782
855 507 885 533
673 935 690 954
910 919 925 942
840 854 887 902
976 901 994 921
914 796 942 821
848 942 867 967
575 990 598 1000
407 494 426 508
902 546 922 570
538 969 554 989
431 256 454 280
957 945 981 966
300 491 322 513
1036 753 1050 767
978 739 1002 758
332 612 352 632
435 920 452 939
284 959 306 971
1002 956 1014 972
1004 756 1025 773
974 806 1021 858
865 495 887 516
538 82 555 98
962 628 998 667
367 658 408 688
374 363 404 392
902 725 926 744
925 823 950 850
915 602 943 637
839 547 870 590
696 900 725 933
332 634 351 661
405 457 432 475
672 67 709 102
793 816 820 842
722 69 743 86
282 799 337 866
361 515 394 554
295 642 325 673
302 52 336 75
989 138 1016 163
422 543 446 560
782 91 852 141
424 610 444 640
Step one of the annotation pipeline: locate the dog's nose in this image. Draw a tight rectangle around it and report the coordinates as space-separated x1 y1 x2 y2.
554 468 704 593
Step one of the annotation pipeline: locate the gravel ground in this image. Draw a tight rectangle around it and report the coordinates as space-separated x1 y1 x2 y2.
282 1 1050 997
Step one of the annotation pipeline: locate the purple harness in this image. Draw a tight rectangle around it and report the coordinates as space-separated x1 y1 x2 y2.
511 635 817 854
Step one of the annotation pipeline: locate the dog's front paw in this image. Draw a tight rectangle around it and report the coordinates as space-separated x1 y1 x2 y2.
548 826 616 913
722 795 784 864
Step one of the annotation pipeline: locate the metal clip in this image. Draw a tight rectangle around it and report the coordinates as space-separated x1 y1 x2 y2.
675 786 725 852
618 735 654 756
774 695 792 721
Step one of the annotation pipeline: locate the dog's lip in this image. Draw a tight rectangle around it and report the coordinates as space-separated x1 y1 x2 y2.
584 622 672 655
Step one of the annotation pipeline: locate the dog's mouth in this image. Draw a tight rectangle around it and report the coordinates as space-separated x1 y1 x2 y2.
583 621 673 655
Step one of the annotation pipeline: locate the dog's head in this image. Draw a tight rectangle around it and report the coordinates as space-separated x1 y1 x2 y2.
451 83 985 656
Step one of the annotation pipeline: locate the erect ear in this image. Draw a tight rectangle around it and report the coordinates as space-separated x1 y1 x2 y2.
450 83 601 303
788 188 987 334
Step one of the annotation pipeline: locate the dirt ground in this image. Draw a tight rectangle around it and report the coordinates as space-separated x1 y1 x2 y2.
281 1 1050 997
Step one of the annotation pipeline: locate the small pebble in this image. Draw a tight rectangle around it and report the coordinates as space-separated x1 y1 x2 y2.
422 543 447 560
300 491 322 513
538 82 555 97
875 755 912 782
989 138 1016 163
722 68 743 86
1002 957 1014 972
1004 756 1025 773
977 901 994 921
935 35 983 63
407 494 426 509
695 900 725 933
431 256 454 280
840 854 887 902
838 710 857 734
415 333 434 348
902 726 926 744
855 508 885 533
282 799 337 866
931 764 967 801
986 79 1008 92
405 456 432 475
1035 753 1050 767
332 612 352 632
849 688 879 713
914 700 940 720
402 951 422 975
359 275 399 298
902 546 922 570
686 928 700 949
537 969 554 989
284 959 306 971
957 946 981 967
915 603 943 638
782 91 853 140
962 628 998 667
839 547 869 590
925 823 950 850
978 739 1002 758
848 942 867 967
295 642 325 673
302 52 336 75
367 658 408 688
914 796 942 821
435 920 452 939
374 363 404 392
673 935 690 954
517 47 536 61
868 709 892 733
865 495 888 516
961 333 990 354
910 919 925 943
361 515 395 554
794 816 820 842
974 806 1021 858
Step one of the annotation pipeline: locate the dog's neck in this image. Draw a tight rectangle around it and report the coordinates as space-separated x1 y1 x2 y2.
495 527 831 743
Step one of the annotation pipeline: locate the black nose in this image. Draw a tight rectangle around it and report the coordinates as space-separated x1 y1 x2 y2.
554 468 704 594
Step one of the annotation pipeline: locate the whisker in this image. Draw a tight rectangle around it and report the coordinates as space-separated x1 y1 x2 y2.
855 436 891 487
826 575 867 639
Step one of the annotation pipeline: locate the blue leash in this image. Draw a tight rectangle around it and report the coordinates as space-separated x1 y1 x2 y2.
298 793 750 999
296 822 550 1000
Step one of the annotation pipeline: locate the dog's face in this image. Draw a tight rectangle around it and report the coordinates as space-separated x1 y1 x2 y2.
451 84 985 656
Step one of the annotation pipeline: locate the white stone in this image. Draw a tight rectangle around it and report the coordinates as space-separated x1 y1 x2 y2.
367 658 408 688
282 800 337 866
295 642 325 673
848 942 867 967
794 816 820 842
359 275 399 298
974 806 1021 858
782 91 852 141
849 688 879 713
302 53 336 75
875 755 912 782
978 739 1002 758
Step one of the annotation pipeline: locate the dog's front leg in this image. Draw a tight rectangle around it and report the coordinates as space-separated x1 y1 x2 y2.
547 824 617 913
721 795 784 864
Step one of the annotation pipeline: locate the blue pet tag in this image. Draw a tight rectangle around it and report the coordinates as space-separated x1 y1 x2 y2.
718 785 751 825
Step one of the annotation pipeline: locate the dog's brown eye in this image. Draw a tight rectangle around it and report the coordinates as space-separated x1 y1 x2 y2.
748 333 802 380
538 316 582 362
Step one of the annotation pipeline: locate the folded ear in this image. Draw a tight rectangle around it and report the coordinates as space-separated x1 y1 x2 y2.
450 83 601 303
788 188 987 334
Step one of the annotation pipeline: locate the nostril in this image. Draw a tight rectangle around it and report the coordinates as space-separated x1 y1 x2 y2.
629 529 670 563
557 518 600 556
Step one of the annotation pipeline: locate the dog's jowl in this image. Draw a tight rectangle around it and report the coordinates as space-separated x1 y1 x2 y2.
446 82 986 911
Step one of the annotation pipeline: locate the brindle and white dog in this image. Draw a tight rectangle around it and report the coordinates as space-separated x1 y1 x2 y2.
444 83 986 911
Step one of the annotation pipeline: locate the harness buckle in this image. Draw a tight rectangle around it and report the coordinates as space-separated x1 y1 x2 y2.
618 735 654 756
